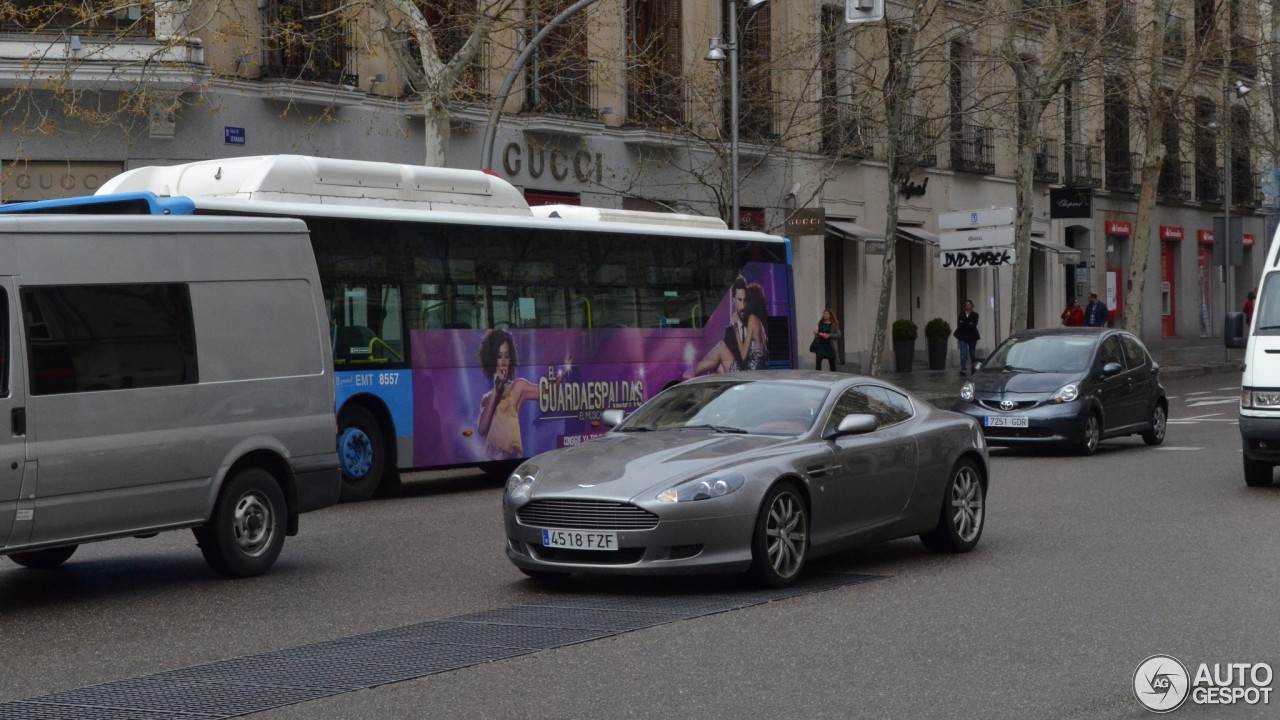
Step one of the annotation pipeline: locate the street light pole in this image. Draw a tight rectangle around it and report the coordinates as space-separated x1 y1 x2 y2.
705 0 767 231
1222 78 1250 350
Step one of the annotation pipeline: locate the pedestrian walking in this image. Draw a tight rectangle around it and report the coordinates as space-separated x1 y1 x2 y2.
1084 293 1109 327
1060 298 1084 327
811 308 841 371
955 300 980 375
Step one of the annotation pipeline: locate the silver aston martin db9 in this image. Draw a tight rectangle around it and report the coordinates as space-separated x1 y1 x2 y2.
503 371 989 587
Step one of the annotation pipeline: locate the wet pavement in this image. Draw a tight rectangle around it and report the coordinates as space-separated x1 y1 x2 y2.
851 342 1245 408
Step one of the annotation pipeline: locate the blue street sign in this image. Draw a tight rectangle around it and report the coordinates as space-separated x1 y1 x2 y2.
224 127 246 145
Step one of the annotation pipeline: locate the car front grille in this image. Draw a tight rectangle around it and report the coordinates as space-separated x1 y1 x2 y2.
984 426 1055 439
977 399 1043 411
517 499 660 530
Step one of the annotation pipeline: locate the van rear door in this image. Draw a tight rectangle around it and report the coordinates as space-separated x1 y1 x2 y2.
0 279 31 548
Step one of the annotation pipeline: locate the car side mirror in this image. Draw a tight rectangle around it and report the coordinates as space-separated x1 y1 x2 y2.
973 358 985 372
1101 362 1123 377
602 409 625 427
829 413 877 438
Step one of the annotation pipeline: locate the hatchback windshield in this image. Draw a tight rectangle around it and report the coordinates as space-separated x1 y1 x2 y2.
619 381 830 435
984 335 1096 373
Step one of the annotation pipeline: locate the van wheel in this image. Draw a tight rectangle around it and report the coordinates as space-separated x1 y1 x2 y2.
8 545 77 569
196 468 286 578
338 406 386 503
1244 456 1275 487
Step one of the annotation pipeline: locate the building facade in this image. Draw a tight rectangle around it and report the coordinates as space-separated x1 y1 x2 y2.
0 0 1270 369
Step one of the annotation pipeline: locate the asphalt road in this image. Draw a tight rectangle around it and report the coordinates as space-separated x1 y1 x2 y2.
1 372 1276 720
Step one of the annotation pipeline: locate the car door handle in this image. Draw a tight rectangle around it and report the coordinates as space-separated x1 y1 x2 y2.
11 407 24 436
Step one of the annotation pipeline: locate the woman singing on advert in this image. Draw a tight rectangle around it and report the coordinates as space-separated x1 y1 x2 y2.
813 308 841 370
476 329 539 461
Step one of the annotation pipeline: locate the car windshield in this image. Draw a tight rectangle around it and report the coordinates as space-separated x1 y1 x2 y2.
618 381 829 435
983 335 1095 373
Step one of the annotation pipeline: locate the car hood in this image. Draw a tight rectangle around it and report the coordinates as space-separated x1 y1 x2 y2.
525 431 794 501
971 370 1079 394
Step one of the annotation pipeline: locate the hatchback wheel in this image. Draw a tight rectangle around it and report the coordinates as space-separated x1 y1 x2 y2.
8 545 77 569
1141 403 1167 446
921 459 985 553
749 482 808 588
1076 412 1101 456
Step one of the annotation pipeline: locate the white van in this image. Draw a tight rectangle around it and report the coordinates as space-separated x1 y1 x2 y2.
1240 238 1280 487
0 214 340 576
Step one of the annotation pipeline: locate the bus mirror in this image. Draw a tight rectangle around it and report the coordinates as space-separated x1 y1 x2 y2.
602 409 625 428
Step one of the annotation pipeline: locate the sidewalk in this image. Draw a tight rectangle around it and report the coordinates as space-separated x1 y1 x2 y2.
848 343 1244 409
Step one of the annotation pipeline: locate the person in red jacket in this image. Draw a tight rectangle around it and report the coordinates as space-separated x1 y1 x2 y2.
1244 289 1257 328
1060 297 1084 327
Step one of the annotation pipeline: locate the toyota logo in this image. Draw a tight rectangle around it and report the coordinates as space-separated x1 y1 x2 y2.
1000 400 1015 411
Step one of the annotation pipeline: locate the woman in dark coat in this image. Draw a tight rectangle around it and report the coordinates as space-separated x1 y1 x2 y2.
956 300 980 375
813 308 841 371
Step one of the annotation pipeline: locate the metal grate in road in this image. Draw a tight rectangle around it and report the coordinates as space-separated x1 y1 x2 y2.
0 572 882 720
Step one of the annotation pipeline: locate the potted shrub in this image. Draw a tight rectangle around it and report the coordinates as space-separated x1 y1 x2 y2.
892 319 917 373
925 317 951 370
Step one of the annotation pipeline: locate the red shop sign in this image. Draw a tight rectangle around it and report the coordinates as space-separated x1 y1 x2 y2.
1105 220 1133 236
1244 233 1256 247
1198 229 1214 244
1159 225 1184 240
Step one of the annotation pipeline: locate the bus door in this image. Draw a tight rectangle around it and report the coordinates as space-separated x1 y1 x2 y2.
0 279 32 548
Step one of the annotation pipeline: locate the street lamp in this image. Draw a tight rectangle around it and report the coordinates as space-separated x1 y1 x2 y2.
705 0 769 230
1223 77 1250 345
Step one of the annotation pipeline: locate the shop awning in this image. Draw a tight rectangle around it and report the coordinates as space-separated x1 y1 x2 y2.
896 226 939 246
826 220 884 242
1031 238 1082 259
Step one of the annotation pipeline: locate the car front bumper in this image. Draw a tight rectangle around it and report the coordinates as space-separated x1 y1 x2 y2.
952 399 1087 447
1240 413 1280 462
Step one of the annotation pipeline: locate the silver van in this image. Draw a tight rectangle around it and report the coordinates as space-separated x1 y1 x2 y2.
0 215 340 576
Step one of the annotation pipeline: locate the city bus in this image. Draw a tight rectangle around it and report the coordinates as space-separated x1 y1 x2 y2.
0 155 797 501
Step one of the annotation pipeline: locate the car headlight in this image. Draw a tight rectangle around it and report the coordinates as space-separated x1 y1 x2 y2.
1242 388 1280 409
504 465 538 506
959 381 975 402
1049 383 1079 404
656 470 747 503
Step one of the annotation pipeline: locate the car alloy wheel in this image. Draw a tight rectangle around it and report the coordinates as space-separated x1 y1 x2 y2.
751 483 808 587
1079 413 1101 455
1142 404 1166 446
950 464 984 544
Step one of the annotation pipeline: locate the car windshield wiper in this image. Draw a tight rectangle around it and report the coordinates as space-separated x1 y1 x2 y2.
682 424 749 434
1257 325 1280 331
617 425 654 432
1003 365 1042 373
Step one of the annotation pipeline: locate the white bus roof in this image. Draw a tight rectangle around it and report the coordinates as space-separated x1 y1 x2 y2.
97 155 532 216
530 204 728 231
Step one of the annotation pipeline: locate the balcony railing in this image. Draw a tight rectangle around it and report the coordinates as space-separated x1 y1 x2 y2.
1106 151 1140 193
527 59 598 119
738 89 779 142
1063 142 1102 188
625 68 690 129
1 1 152 36
899 113 937 167
261 1 354 85
1157 158 1191 200
1033 138 1059 183
1195 164 1222 204
821 100 873 160
951 123 995 174
1232 168 1262 208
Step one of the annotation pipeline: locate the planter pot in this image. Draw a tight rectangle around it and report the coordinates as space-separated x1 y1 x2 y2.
927 337 948 370
892 339 915 373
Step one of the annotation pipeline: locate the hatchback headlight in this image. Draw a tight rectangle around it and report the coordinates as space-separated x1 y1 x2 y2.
656 471 746 503
959 381 975 402
1242 388 1280 409
1049 383 1079 404
504 465 538 506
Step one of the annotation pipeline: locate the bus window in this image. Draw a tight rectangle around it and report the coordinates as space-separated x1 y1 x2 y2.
330 282 404 366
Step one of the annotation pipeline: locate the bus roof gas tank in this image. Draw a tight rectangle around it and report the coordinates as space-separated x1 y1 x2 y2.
97 155 532 216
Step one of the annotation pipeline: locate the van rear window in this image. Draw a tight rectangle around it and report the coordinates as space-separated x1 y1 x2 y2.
21 284 198 395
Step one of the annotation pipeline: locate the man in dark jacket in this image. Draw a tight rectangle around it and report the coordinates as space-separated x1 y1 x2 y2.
956 300 980 375
1084 293 1109 327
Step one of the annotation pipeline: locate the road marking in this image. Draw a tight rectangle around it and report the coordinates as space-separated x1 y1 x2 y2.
1156 446 1204 451
1186 398 1239 407
1186 391 1211 395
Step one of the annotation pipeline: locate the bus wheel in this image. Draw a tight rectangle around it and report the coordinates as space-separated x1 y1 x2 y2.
338 406 385 503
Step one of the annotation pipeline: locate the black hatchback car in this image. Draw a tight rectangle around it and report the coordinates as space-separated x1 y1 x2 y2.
952 328 1167 454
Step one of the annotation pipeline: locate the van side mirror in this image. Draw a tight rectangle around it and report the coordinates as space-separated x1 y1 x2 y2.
1101 362 1123 377
829 413 877 438
602 409 625 427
